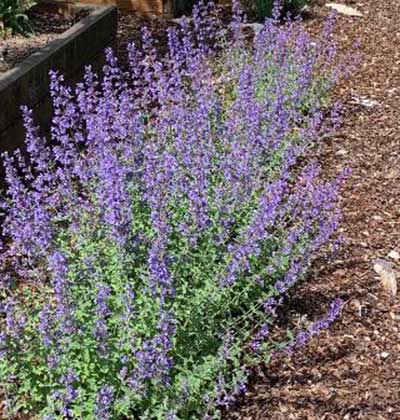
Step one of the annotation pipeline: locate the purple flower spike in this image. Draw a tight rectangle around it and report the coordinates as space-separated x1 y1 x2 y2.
0 0 349 417
286 299 344 354
95 385 115 420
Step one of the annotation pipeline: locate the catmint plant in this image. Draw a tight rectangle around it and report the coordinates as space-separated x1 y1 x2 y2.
0 1 348 418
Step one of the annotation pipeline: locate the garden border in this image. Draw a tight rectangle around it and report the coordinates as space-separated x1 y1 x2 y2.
0 4 118 173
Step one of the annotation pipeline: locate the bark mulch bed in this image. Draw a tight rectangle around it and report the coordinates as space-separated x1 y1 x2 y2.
225 0 400 418
1 0 397 418
0 8 88 73
116 2 400 418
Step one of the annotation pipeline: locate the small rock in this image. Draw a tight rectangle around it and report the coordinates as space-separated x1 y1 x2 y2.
386 168 398 179
373 259 397 297
352 96 379 108
300 4 311 14
387 250 400 261
326 3 363 17
336 149 348 156
279 404 289 413
170 16 191 25
389 312 400 321
242 23 264 35
380 351 390 360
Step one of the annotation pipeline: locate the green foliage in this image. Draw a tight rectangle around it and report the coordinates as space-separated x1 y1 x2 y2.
243 0 307 21
0 0 36 37
0 2 344 418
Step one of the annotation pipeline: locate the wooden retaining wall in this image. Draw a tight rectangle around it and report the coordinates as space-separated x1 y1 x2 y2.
82 0 173 16
0 4 117 179
40 0 175 16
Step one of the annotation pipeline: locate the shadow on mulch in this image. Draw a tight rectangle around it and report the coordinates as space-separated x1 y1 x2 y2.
225 0 400 418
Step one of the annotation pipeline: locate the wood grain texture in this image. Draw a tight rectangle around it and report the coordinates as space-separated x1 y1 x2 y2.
78 0 166 14
39 0 173 15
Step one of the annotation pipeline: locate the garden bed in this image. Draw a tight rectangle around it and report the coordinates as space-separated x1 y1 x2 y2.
0 8 89 74
226 0 400 418
0 3 117 177
0 1 347 417
114 2 400 418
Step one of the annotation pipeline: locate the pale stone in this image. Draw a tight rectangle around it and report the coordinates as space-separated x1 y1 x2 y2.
352 96 379 108
336 149 348 156
170 16 191 24
242 23 264 35
388 250 400 261
373 259 397 297
326 3 363 17
386 168 398 179
380 351 390 359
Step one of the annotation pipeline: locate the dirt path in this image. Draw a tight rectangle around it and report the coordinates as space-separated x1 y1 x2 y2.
226 0 400 419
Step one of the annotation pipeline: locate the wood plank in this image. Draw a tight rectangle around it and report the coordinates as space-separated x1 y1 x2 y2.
78 0 166 14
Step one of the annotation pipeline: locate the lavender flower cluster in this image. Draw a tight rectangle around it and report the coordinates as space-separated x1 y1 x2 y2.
0 1 347 418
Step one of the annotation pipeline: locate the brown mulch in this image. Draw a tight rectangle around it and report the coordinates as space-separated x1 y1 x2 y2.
224 0 400 419
114 2 400 418
1 0 398 418
0 8 88 73
116 11 174 69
